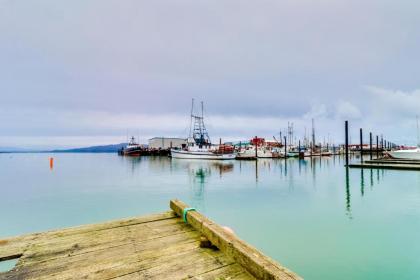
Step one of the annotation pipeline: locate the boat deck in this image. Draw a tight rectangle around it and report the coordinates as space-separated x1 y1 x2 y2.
0 200 300 280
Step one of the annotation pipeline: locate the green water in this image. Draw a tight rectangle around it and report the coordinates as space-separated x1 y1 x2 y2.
1 153 420 279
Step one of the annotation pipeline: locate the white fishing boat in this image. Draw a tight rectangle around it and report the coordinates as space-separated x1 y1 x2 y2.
258 146 281 158
236 146 257 160
388 116 420 160
236 139 281 159
170 100 236 160
388 148 420 160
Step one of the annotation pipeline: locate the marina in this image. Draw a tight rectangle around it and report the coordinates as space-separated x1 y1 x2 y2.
3 2 420 279
1 153 420 279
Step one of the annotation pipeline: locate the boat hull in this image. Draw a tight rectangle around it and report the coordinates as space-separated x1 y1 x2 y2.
119 147 142 156
388 149 420 160
170 149 236 160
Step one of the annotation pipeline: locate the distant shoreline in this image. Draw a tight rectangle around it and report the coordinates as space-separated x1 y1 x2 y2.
0 143 127 154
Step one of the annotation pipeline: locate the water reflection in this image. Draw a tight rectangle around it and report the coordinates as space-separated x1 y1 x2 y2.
345 167 352 219
172 160 234 210
119 155 390 220
361 169 365 196
344 160 390 220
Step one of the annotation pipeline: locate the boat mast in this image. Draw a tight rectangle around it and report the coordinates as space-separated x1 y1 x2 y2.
312 118 315 148
190 101 210 146
189 98 194 138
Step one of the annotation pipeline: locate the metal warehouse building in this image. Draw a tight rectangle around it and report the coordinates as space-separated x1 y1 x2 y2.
148 137 187 149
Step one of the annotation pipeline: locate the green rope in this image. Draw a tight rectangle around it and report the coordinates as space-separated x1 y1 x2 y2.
182 207 196 223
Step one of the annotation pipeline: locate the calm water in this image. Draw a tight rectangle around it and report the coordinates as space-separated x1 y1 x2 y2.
1 153 420 279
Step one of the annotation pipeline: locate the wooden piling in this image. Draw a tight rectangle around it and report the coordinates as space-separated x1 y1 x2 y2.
369 132 373 160
255 136 258 158
284 136 287 159
360 128 363 163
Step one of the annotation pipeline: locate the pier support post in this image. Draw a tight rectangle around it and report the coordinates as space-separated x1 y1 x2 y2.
381 136 384 157
376 135 379 158
369 132 373 160
254 136 258 158
284 136 287 159
360 128 363 163
345 121 349 166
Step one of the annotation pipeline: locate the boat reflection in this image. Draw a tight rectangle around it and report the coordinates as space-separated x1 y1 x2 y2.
171 159 234 210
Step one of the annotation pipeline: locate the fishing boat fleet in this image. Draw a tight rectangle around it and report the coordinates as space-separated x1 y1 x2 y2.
119 100 344 160
116 101 420 161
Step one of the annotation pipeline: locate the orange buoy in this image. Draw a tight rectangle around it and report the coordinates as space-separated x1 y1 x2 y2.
49 157 54 170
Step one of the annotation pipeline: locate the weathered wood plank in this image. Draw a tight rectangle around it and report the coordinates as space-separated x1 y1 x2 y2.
20 218 190 264
190 263 256 280
170 199 302 280
6 235 201 279
0 211 176 262
114 247 233 280
20 220 196 266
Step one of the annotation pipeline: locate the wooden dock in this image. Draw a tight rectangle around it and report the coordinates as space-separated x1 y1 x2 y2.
349 158 420 171
0 200 301 280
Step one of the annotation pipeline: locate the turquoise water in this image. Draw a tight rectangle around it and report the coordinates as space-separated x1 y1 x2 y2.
1 153 420 279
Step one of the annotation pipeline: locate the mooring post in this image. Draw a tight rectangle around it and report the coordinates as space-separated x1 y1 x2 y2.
284 136 287 159
254 136 258 158
298 139 303 159
360 128 363 163
381 137 384 157
311 142 313 157
369 132 372 160
376 135 379 158
345 121 349 166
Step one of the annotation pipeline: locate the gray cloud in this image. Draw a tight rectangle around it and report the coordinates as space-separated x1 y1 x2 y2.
1 0 420 147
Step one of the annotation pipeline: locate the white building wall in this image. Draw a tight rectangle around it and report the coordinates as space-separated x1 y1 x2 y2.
148 137 187 149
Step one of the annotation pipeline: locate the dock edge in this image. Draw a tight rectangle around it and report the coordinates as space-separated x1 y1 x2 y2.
170 199 302 280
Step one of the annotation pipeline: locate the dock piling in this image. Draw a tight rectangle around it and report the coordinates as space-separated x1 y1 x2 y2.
345 121 349 166
284 136 287 159
369 132 373 160
360 128 363 163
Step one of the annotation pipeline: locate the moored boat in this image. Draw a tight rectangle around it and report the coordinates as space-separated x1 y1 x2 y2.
236 137 281 159
118 136 142 156
170 100 236 160
388 116 420 160
388 148 420 160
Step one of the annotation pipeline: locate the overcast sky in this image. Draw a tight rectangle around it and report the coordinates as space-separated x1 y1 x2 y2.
1 0 420 148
